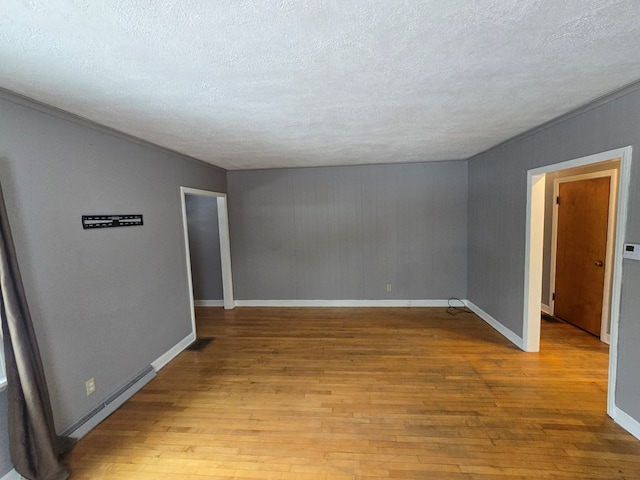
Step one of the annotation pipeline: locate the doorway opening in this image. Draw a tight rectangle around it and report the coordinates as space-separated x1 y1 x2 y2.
547 166 619 342
180 187 234 339
524 146 632 420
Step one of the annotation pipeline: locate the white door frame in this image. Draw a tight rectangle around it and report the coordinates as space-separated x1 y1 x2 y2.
180 187 235 334
524 146 632 420
549 169 618 343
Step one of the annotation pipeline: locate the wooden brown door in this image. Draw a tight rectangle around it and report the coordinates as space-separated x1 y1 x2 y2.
554 177 610 336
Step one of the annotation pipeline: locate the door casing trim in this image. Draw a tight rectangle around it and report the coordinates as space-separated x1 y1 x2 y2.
524 145 632 423
549 168 618 343
179 187 235 341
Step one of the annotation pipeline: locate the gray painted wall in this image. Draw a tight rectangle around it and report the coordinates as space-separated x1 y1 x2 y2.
185 195 223 301
228 161 467 301
467 84 640 421
0 90 226 450
0 391 10 477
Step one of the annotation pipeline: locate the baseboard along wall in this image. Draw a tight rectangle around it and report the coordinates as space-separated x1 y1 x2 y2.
194 300 225 307
613 406 640 441
37 300 639 456
232 299 525 351
60 332 195 441
464 300 525 350
0 469 23 480
233 299 453 308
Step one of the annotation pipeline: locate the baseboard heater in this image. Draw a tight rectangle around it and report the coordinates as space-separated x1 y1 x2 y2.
61 365 156 439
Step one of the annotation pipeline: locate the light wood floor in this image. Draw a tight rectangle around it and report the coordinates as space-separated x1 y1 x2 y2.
65 307 640 479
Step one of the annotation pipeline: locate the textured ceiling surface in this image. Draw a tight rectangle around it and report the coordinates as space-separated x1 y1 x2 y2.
1 1 640 170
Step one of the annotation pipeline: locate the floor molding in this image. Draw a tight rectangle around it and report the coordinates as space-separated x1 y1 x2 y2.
613 406 640 441
151 332 196 372
62 332 196 441
0 470 22 480
465 300 525 350
234 299 452 308
195 300 224 307
64 367 156 440
541 303 551 315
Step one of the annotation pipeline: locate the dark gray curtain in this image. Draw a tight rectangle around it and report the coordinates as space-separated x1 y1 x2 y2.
0 183 73 480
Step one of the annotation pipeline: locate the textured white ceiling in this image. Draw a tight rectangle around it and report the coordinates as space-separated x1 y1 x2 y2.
1 1 640 170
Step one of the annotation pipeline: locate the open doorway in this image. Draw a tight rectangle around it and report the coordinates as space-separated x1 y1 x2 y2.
524 146 632 421
185 194 224 306
545 164 619 342
180 187 234 339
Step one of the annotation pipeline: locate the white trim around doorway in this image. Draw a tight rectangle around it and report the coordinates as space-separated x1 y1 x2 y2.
549 169 618 344
180 187 235 340
524 146 632 424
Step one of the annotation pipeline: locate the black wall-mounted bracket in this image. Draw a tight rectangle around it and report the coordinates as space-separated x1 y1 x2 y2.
82 215 143 230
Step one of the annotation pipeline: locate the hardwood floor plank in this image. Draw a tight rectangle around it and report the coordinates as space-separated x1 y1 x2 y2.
64 307 640 479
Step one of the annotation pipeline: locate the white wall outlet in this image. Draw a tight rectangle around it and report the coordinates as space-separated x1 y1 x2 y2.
85 377 96 396
386 283 392 292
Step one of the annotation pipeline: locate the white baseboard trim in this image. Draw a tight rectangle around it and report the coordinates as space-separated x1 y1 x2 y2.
60 332 196 441
1 469 23 480
234 299 452 308
151 332 196 372
464 300 525 350
67 368 156 440
195 300 224 307
612 406 640 441
541 303 551 315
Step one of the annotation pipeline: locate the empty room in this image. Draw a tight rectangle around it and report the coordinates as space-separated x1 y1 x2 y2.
2 2 640 479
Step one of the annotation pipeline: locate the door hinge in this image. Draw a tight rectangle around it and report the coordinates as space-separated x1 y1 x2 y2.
556 196 560 205
552 292 556 300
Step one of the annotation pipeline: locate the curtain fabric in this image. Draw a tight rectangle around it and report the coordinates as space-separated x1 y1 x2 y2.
0 183 73 480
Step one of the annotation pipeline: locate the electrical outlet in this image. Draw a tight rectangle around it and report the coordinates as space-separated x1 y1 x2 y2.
85 377 96 396
386 283 392 292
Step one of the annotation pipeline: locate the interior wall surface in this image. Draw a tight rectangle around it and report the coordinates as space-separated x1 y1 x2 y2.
185 194 223 301
185 195 223 300
0 91 226 441
227 161 468 301
467 83 640 421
